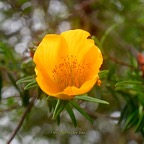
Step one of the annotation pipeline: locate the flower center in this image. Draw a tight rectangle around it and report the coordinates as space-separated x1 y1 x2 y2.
52 55 90 90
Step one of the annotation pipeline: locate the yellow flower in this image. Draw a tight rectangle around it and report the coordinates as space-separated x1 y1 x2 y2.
33 29 103 100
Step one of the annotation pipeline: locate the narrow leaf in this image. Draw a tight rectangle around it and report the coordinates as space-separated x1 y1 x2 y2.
75 95 109 104
70 100 93 124
100 23 118 47
135 114 144 132
66 104 77 127
115 80 144 93
135 105 144 132
115 86 144 93
16 75 35 84
53 99 68 119
115 81 143 87
124 111 138 130
118 104 129 124
24 80 38 90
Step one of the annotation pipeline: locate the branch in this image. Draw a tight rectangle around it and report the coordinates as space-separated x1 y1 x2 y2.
86 110 119 121
74 0 96 10
109 56 136 69
6 96 37 144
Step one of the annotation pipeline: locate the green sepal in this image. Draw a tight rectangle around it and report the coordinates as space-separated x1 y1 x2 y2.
16 75 35 84
53 99 68 119
70 100 93 124
66 104 77 127
24 80 38 90
75 95 109 105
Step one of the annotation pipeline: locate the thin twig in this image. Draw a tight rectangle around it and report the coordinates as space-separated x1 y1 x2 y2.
6 96 37 144
109 56 136 69
86 110 119 121
0 105 20 113
74 0 97 10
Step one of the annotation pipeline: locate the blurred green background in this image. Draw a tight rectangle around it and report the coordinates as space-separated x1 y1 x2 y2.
1 0 144 143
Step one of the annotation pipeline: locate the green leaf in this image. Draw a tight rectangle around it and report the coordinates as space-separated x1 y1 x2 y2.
135 105 144 132
118 104 129 124
115 86 144 93
75 95 109 104
16 75 35 84
98 70 109 79
100 23 119 48
115 80 144 93
70 100 93 124
135 114 144 132
24 80 38 90
115 80 143 87
66 104 77 127
138 94 144 106
124 110 138 130
53 99 68 119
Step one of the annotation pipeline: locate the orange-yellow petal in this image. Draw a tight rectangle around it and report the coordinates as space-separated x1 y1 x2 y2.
33 34 68 95
51 75 99 100
61 29 90 56
61 29 103 81
33 34 68 77
80 44 103 81
35 67 60 95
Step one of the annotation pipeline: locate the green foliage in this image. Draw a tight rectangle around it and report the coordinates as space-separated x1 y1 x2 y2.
115 80 144 93
115 80 144 134
65 104 77 127
53 99 68 119
75 95 109 105
16 75 36 84
24 80 38 90
70 100 93 124
45 94 108 127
